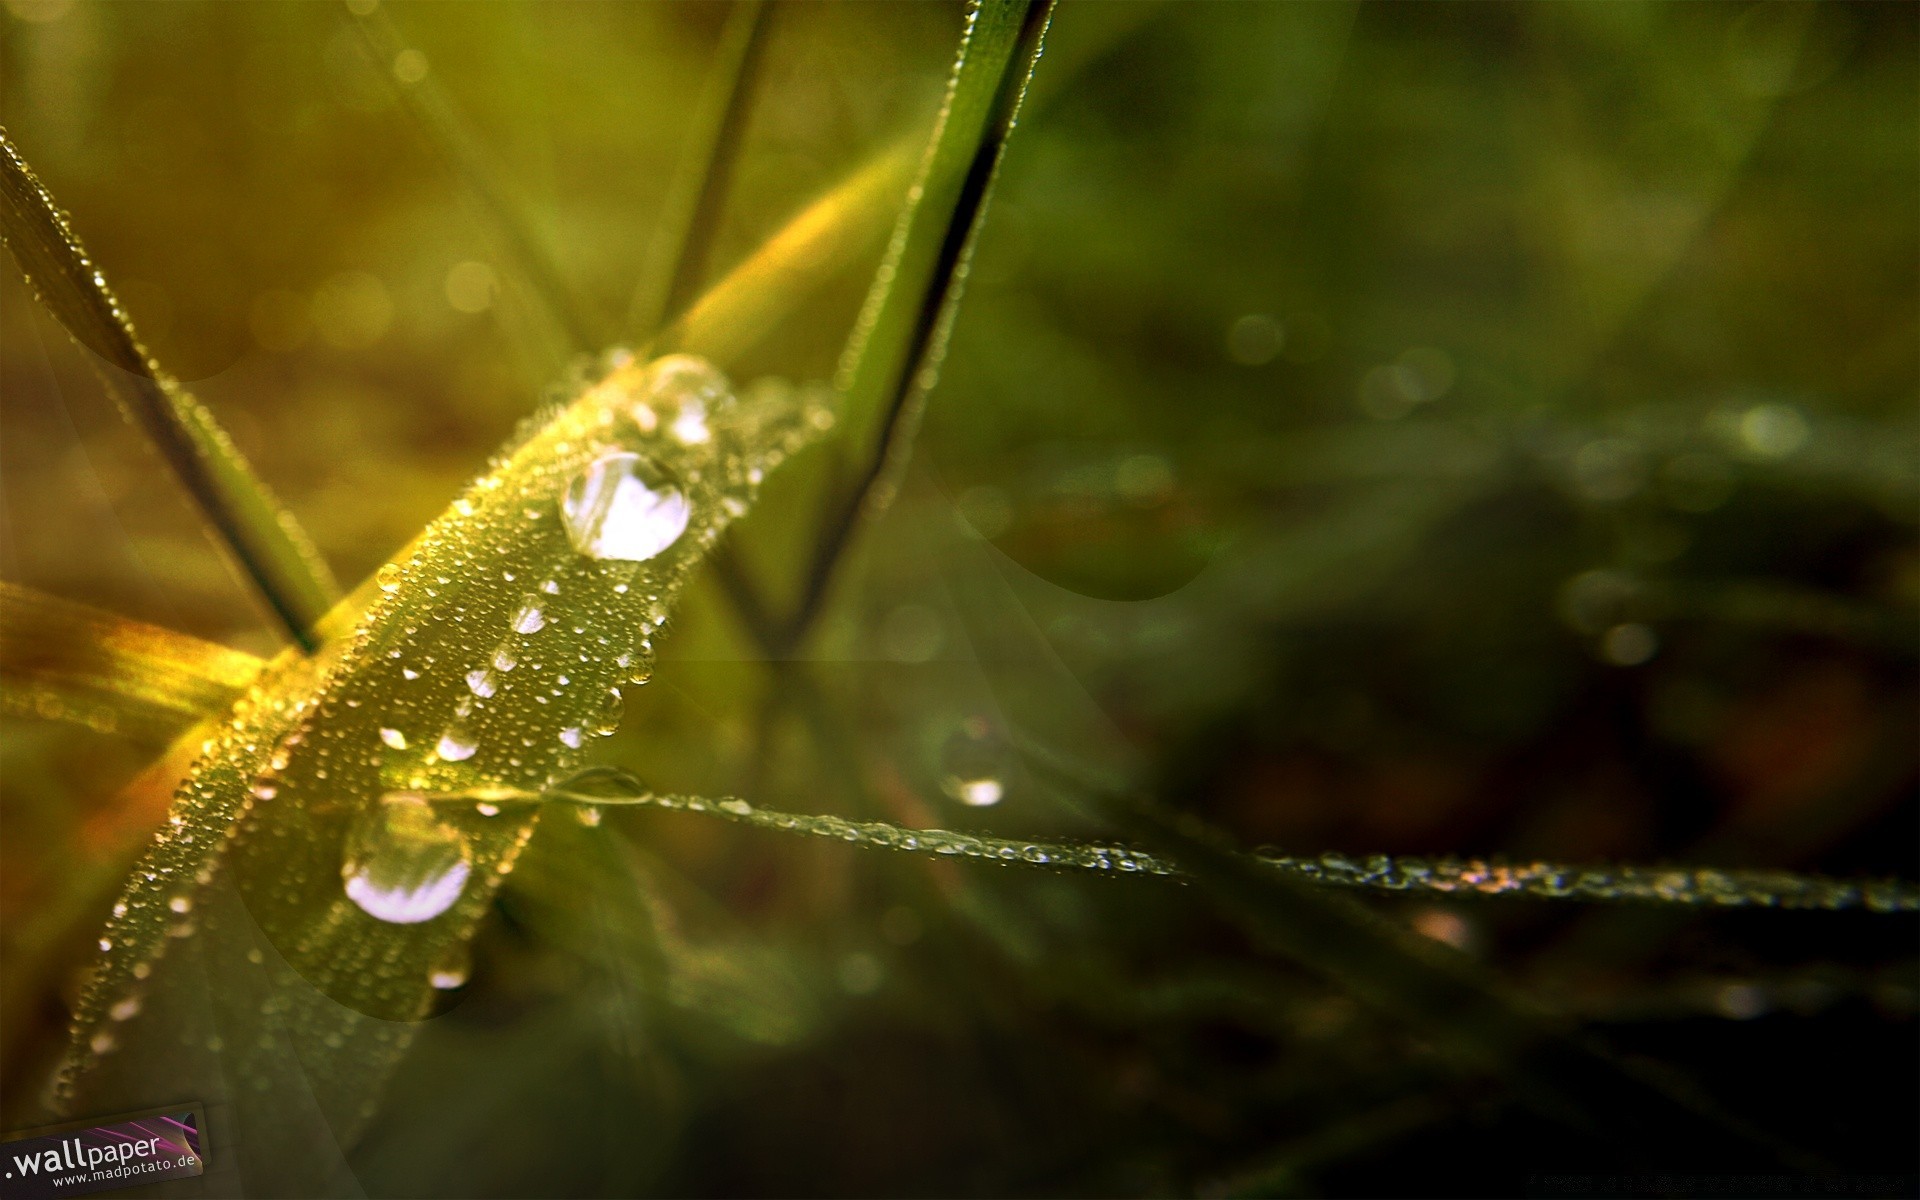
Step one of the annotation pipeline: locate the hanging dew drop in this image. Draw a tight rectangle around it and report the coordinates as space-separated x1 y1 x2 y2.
560 451 691 563
429 943 472 990
585 687 624 736
939 718 1012 807
341 794 473 925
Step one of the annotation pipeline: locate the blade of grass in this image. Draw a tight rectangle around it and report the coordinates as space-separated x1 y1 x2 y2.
775 0 1055 654
0 581 264 744
417 777 1920 913
628 0 772 340
0 128 342 650
56 358 826 1188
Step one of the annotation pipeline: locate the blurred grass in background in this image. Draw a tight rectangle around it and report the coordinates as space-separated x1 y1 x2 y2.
2 1 1914 1195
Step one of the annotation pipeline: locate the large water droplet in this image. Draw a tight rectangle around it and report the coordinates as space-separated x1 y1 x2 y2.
561 452 691 563
436 728 478 762
342 794 473 925
379 727 408 750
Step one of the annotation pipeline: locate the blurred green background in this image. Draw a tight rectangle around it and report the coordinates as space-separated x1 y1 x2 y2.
2 1 1914 1195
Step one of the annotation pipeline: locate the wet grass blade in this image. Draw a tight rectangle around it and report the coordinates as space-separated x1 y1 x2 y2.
426 776 1920 913
54 355 824 1188
0 129 342 650
0 581 264 744
780 0 1055 650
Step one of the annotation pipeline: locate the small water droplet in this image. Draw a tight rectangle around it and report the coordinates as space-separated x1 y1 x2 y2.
585 687 624 735
465 669 497 698
940 718 1011 807
560 451 691 563
110 995 142 1021
559 727 583 749
90 1029 117 1055
430 944 472 990
541 579 560 595
379 727 408 750
98 936 113 952
168 894 193 914
377 563 402 594
252 781 278 800
402 666 421 680
575 805 602 827
475 802 500 817
512 600 546 634
493 646 518 672
342 794 473 925
436 728 478 762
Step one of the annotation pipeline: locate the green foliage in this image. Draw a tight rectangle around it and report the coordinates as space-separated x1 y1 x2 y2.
0 0 1914 1195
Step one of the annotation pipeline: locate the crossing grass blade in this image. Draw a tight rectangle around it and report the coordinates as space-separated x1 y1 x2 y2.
0 129 341 651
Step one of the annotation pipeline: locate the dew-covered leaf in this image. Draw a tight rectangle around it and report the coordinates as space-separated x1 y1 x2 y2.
56 354 824 1188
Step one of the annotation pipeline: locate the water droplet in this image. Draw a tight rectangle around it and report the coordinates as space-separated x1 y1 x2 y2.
475 802 500 817
465 669 497 698
402 666 421 680
436 728 478 762
585 687 624 735
512 600 545 634
719 798 753 815
377 563 402 594
252 782 278 800
559 727 583 749
98 937 113 952
342 794 473 925
540 579 560 595
940 718 1010 807
109 996 141 1021
379 727 408 750
670 397 710 445
493 646 518 672
575 805 602 827
168 894 193 914
90 1029 117 1055
560 451 691 563
430 944 472 990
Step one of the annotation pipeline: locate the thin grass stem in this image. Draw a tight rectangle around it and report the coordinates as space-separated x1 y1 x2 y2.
0 129 341 650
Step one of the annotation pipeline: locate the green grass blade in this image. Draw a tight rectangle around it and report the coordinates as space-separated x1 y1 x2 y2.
427 776 1920 913
0 128 342 650
0 581 264 744
56 356 825 1187
781 0 1055 648
629 0 772 340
